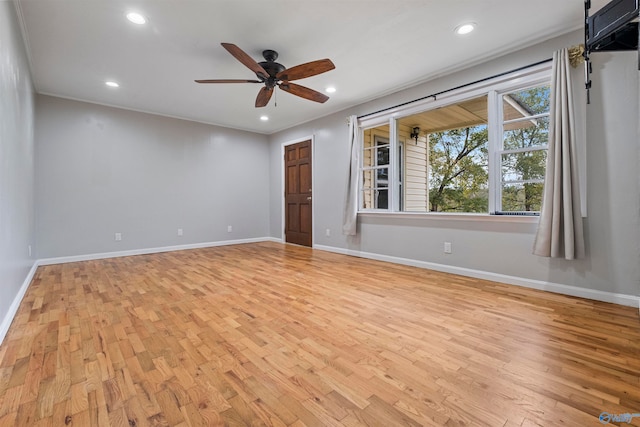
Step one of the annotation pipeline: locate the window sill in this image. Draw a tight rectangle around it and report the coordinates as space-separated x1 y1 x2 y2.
357 211 540 223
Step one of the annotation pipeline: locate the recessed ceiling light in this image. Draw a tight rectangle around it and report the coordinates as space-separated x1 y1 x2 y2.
455 23 476 35
260 115 269 121
105 81 119 88
126 12 146 25
325 86 336 94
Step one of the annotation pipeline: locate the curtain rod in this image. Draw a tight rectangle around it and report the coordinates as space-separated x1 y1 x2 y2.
357 58 553 119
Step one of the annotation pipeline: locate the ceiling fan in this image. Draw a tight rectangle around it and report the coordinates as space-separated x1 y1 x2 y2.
195 43 335 108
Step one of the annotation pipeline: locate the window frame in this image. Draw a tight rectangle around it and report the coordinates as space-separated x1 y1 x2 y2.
361 133 392 211
357 62 552 216
491 81 551 214
372 135 390 209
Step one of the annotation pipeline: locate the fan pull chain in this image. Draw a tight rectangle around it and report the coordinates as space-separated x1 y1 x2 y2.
275 86 278 107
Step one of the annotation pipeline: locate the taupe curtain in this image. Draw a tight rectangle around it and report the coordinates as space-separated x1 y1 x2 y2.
343 115 360 235
533 48 585 259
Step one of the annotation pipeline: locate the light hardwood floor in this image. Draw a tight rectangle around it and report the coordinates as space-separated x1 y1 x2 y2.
0 242 638 426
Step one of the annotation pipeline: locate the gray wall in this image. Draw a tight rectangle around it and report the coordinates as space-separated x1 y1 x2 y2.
35 96 270 258
269 31 640 298
0 2 35 321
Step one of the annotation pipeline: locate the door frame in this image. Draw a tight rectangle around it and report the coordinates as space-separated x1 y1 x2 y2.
281 135 315 246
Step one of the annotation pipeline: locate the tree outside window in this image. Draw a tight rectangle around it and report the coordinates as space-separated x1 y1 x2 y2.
500 86 550 212
429 125 488 212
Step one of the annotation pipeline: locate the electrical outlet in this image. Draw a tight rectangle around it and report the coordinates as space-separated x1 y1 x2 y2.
115 233 122 241
227 225 232 233
177 228 183 236
444 242 452 254
325 228 331 237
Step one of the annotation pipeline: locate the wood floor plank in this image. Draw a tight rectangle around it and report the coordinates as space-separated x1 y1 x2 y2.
0 242 638 426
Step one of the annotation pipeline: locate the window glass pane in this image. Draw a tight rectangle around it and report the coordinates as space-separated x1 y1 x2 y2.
376 168 388 184
363 147 373 168
377 144 389 166
377 170 388 184
362 169 374 192
396 94 488 213
429 124 489 213
363 127 390 165
503 116 549 149
361 126 392 210
361 188 389 209
503 85 550 121
361 189 375 209
501 151 547 182
376 189 389 209
501 182 543 212
361 167 389 210
499 84 549 214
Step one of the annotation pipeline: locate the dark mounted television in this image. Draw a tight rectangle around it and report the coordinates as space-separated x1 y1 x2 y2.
586 0 639 51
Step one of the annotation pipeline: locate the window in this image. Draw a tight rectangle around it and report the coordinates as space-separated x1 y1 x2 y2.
498 86 550 212
362 128 390 209
358 64 551 215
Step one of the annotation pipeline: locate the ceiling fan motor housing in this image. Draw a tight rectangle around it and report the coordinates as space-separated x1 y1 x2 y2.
257 50 285 87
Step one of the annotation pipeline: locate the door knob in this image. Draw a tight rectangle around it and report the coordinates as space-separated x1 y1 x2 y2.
307 196 312 200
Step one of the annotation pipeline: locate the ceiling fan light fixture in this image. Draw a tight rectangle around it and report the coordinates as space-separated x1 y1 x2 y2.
325 86 336 93
455 22 476 35
260 115 269 121
105 81 119 88
126 12 147 25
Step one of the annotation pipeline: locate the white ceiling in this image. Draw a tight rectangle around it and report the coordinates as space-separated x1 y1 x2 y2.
16 0 604 134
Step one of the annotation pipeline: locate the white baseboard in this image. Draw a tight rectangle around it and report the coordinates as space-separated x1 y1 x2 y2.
263 237 284 243
38 237 276 266
313 244 640 308
0 261 39 344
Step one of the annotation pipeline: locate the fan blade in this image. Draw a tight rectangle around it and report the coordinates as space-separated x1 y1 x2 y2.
276 59 335 81
255 86 273 108
279 82 329 103
221 43 269 79
195 79 262 83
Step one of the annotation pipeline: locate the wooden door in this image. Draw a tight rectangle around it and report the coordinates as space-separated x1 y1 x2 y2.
285 140 312 247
